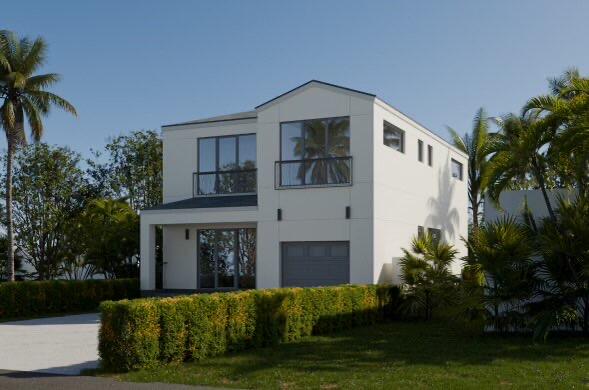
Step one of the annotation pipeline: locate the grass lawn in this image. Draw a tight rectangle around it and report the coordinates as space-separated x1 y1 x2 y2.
107 322 589 389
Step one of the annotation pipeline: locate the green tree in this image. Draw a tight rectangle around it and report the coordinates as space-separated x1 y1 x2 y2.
89 130 162 211
485 112 557 221
466 217 536 332
1 144 91 279
0 30 76 281
447 108 495 230
77 199 139 279
0 234 23 280
400 234 459 320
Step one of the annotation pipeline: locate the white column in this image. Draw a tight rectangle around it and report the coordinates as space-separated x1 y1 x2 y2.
140 219 156 291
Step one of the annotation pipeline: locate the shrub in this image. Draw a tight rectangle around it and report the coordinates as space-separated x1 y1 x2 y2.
0 279 139 319
99 284 400 371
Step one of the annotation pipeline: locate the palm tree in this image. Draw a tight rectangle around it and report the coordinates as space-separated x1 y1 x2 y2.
447 108 494 231
484 111 557 222
0 30 76 281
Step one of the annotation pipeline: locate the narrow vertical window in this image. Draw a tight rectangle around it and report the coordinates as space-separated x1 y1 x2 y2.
427 145 433 167
418 140 424 162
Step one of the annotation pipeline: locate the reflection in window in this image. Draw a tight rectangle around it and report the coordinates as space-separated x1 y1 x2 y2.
198 228 256 289
279 117 350 186
197 134 256 195
383 121 404 152
451 158 463 180
428 228 442 245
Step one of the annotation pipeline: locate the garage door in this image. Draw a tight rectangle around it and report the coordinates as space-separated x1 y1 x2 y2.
281 241 350 287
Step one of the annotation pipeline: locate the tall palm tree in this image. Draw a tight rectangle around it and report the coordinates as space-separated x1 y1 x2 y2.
447 108 494 231
0 30 76 281
484 111 557 222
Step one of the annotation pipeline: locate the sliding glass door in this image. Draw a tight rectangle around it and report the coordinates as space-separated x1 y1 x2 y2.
197 228 256 289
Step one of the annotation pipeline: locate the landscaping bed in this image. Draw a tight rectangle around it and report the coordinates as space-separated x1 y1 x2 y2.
105 321 589 389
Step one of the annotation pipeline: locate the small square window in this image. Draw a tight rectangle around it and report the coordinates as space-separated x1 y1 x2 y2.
417 226 425 239
427 145 433 167
428 228 442 244
418 140 424 162
383 121 405 153
451 158 463 180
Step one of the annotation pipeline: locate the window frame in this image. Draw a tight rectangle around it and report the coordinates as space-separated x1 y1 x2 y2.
383 120 405 153
451 158 464 181
427 145 433 167
418 139 424 162
196 133 257 196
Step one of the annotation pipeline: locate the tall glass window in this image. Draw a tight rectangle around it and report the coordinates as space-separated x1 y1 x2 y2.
279 116 350 186
198 228 256 289
197 134 256 195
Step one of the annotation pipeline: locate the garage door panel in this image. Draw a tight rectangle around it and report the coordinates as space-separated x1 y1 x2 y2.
281 241 349 287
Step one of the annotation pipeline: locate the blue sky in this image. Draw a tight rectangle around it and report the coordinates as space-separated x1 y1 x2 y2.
3 0 589 156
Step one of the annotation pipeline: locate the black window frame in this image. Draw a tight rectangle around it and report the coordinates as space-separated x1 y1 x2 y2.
196 133 257 196
197 227 256 290
418 139 424 162
383 120 405 153
427 145 433 167
451 158 463 181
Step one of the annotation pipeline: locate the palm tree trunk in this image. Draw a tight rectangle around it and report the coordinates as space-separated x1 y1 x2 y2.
532 159 556 222
5 133 15 282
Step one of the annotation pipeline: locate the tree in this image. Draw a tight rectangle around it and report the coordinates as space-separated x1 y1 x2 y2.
77 199 139 279
1 144 91 279
89 130 162 212
0 234 23 280
485 112 557 222
466 217 536 332
0 30 76 281
447 108 495 230
400 234 459 320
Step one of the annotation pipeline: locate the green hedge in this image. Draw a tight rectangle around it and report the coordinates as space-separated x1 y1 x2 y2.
0 279 139 319
99 284 400 371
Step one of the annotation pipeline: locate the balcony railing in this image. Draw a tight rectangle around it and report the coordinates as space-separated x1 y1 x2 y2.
193 169 257 196
275 156 353 189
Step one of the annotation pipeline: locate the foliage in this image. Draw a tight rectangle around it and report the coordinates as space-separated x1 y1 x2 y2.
447 107 495 229
89 130 162 211
0 234 22 280
0 144 93 279
527 195 589 338
400 234 459 320
466 217 536 332
77 199 139 279
0 278 138 319
0 30 76 281
98 285 400 371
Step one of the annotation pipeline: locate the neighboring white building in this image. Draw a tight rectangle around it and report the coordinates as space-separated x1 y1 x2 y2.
484 189 575 223
140 80 468 292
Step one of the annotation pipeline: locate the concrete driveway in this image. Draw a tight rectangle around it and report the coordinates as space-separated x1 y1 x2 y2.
0 313 100 375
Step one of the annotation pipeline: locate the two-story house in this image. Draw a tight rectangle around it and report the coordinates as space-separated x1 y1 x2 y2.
140 80 468 292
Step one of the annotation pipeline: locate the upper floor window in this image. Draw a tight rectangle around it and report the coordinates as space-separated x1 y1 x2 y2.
383 121 404 153
418 139 424 162
451 158 463 180
196 134 256 195
427 145 433 166
278 116 351 187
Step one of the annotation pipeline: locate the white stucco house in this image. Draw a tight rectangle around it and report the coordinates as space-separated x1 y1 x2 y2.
140 80 468 293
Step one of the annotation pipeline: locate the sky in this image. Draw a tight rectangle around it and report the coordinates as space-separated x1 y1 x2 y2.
3 0 589 157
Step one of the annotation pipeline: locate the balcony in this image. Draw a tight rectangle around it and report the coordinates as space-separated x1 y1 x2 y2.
274 156 353 189
193 169 257 196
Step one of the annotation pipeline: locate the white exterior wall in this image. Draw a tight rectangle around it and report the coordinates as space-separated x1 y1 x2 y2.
141 82 469 291
372 99 468 281
484 189 574 223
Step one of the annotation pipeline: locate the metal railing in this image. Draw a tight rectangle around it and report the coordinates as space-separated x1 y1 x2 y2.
193 169 257 196
274 156 353 189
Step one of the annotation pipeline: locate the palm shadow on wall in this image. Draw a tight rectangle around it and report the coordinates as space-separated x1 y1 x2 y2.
426 166 460 242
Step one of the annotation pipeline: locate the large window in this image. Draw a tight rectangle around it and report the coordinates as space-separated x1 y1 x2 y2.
196 134 256 195
278 116 351 187
451 158 463 180
198 228 256 289
383 121 404 152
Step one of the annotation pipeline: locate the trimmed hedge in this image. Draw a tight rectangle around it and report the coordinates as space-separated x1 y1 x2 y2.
0 279 139 319
99 284 400 371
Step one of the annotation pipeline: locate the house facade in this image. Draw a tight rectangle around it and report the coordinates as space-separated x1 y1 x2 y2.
140 81 468 292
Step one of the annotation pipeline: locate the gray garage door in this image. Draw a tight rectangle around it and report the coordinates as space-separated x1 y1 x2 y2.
281 241 350 287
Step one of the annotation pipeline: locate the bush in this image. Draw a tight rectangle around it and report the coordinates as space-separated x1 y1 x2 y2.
99 284 400 371
0 279 139 319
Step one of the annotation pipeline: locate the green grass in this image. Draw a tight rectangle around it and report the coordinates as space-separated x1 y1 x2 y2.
106 322 589 389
